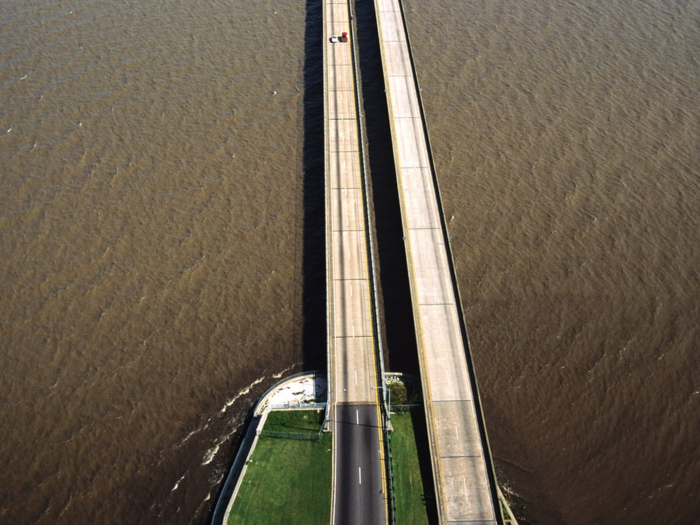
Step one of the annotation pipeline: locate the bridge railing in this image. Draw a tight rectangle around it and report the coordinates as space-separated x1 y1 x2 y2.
347 4 394 524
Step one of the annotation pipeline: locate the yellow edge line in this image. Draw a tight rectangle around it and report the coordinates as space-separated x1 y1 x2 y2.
368 11 391 524
371 9 402 524
345 9 390 520
336 0 389 514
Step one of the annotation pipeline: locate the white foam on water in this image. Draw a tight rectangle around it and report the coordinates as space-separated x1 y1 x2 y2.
200 375 270 466
272 364 295 379
201 443 220 466
170 473 186 492
219 375 266 415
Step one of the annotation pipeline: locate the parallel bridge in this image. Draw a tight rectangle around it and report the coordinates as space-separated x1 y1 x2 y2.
372 0 501 521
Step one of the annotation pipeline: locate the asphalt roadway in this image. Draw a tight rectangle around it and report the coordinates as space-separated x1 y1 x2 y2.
332 404 386 525
323 0 387 523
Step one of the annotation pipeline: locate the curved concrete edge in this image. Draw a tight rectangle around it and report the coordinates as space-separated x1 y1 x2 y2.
210 371 327 525
497 486 520 525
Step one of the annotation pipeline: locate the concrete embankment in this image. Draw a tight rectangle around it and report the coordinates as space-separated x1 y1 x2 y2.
210 372 327 525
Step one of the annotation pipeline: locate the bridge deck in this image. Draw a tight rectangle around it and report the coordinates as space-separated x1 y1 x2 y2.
323 0 386 523
373 0 500 523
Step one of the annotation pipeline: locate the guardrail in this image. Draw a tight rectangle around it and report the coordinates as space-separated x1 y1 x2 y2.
258 430 321 441
389 404 422 413
322 0 333 434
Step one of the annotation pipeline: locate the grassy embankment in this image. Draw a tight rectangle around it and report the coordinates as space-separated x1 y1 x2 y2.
390 410 438 525
390 380 519 524
388 379 437 524
227 410 331 525
227 385 448 525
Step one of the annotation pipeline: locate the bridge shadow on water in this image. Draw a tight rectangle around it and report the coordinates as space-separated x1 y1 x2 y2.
352 0 418 375
299 0 421 375
208 0 432 522
206 5 326 524
300 0 327 372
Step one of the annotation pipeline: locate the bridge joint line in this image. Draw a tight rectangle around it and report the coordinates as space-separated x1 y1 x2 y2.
419 302 457 306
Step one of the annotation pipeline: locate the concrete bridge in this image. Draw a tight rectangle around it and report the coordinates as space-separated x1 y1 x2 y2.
323 0 502 523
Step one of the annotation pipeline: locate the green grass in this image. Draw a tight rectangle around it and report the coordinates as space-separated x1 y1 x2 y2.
227 411 332 525
390 411 438 525
263 409 325 433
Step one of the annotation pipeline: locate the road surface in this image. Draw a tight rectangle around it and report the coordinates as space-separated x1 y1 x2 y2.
373 0 501 522
323 0 387 523
332 404 385 525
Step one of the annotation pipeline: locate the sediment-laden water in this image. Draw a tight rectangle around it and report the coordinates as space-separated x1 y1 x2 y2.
0 0 697 523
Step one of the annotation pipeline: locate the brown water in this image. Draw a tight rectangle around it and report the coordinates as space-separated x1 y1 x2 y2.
0 0 698 523
403 0 700 522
